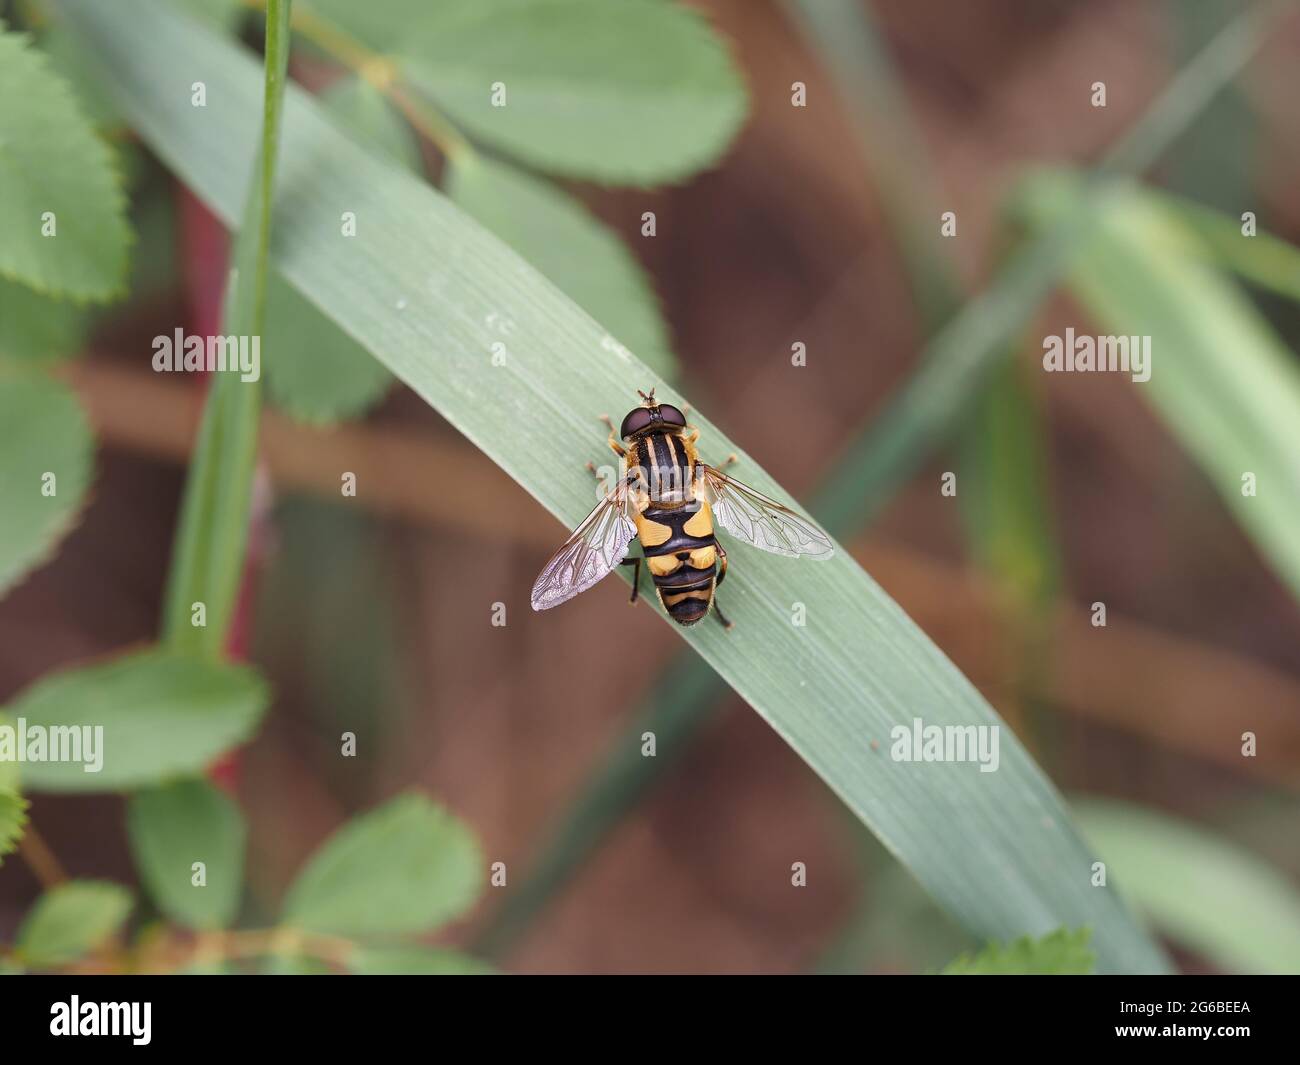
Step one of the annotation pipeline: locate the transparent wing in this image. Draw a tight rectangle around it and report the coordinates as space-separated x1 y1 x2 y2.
530 483 637 611
698 464 834 560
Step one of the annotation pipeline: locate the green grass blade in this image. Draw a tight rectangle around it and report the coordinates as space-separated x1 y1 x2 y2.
787 0 961 330
958 354 1061 610
160 0 292 656
813 0 1282 535
61 0 1172 972
1075 798 1300 974
1172 196 1300 303
473 2 1276 960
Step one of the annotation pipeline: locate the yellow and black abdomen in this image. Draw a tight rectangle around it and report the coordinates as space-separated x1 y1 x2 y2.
635 498 719 627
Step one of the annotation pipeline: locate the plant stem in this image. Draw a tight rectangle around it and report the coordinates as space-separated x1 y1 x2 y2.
160 0 293 658
243 0 472 161
191 927 355 969
17 824 67 888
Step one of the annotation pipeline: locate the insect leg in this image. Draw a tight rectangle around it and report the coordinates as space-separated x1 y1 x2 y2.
584 461 609 495
718 452 739 470
715 540 728 588
620 557 641 604
712 596 734 631
599 414 627 457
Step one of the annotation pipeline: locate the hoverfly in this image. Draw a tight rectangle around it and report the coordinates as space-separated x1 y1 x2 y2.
530 389 833 628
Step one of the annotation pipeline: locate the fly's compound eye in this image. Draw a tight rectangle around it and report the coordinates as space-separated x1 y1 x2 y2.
657 403 686 427
620 407 655 438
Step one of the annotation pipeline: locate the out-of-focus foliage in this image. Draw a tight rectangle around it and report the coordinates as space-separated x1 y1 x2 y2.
15 880 133 968
0 279 91 365
283 792 483 937
942 928 1095 975
0 27 131 300
128 779 247 930
1016 173 1300 606
0 375 94 598
1076 798 1300 974
4 651 270 792
301 0 748 182
0 787 27 869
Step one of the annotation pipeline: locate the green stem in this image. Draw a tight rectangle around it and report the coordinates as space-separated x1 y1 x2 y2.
160 0 293 658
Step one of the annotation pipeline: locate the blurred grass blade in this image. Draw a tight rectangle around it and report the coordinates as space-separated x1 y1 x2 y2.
958 354 1061 609
811 0 1282 535
1075 798 1300 974
1017 171 1300 603
62 0 1170 972
161 0 292 656
1172 196 1300 303
787 0 961 330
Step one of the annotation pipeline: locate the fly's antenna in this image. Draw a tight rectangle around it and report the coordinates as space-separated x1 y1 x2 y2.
637 387 656 405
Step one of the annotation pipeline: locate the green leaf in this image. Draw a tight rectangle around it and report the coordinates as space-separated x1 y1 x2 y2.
0 278 91 365
0 27 131 300
283 793 483 937
349 945 495 975
942 928 1095 975
3 648 270 793
16 880 133 967
37 21 124 130
160 0 293 657
61 0 1168 973
127 778 247 929
446 154 674 376
0 787 28 867
306 0 748 182
316 76 422 169
1015 171 1300 604
0 373 94 599
1075 798 1300 974
263 77 418 423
